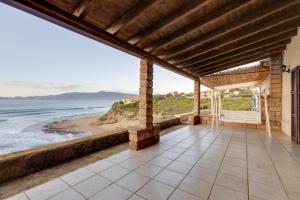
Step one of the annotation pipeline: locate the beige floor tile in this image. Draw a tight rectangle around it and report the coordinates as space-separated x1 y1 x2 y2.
219 164 247 179
215 173 247 193
100 165 130 181
48 188 85 200
25 179 69 200
60 168 94 186
280 175 300 194
90 184 132 200
167 160 193 174
137 180 175 200
178 176 213 199
73 175 112 197
188 166 217 183
249 180 288 200
223 156 247 168
128 194 146 200
169 189 203 200
248 169 282 188
116 172 149 192
118 158 144 170
196 158 221 172
149 156 173 168
168 147 187 154
86 160 114 173
154 169 185 187
209 185 248 200
160 151 181 160
176 154 199 165
134 163 163 178
286 190 300 200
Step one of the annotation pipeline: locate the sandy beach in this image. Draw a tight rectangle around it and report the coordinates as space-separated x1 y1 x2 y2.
44 115 140 136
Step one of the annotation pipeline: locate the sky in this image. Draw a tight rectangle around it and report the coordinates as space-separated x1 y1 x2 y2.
0 3 210 97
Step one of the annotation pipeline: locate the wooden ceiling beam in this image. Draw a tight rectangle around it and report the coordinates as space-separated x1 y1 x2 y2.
159 0 300 59
127 0 209 45
190 42 289 73
197 48 285 76
199 55 275 76
170 15 300 65
2 0 197 80
143 0 252 52
106 0 157 35
179 29 297 68
73 0 92 19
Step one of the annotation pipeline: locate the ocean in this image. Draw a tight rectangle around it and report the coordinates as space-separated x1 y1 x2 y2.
0 99 113 155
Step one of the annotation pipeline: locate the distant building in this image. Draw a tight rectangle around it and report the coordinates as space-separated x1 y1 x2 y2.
122 96 139 104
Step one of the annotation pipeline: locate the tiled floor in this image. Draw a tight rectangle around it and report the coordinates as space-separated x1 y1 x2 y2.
6 125 300 200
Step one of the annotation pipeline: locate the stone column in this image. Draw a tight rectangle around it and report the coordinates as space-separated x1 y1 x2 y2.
129 59 160 150
189 79 201 125
268 55 282 130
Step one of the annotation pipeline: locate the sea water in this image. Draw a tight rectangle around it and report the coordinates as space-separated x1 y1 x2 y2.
0 99 112 155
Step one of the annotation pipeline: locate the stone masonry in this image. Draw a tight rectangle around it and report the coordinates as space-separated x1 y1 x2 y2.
189 79 201 125
268 55 282 130
129 59 160 150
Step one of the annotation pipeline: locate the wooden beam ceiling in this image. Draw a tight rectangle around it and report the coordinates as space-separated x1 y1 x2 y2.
170 16 300 66
127 0 209 45
155 0 299 58
197 49 285 76
72 0 92 19
191 42 289 74
179 29 297 68
143 0 252 52
106 0 156 35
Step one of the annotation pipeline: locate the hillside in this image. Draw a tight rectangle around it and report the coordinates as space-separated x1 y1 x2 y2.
97 92 253 124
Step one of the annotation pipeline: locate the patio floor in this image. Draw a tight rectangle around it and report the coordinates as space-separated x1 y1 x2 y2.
6 125 300 200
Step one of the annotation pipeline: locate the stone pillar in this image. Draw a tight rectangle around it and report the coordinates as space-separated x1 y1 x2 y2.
189 79 201 125
268 55 282 130
129 59 160 150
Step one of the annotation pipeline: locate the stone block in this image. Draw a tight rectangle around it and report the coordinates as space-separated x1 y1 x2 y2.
188 115 200 125
128 125 160 150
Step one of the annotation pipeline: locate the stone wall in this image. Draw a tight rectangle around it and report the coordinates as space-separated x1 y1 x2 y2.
0 130 129 184
0 117 182 185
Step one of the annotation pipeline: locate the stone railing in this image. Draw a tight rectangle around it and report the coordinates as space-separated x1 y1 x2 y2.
0 117 183 184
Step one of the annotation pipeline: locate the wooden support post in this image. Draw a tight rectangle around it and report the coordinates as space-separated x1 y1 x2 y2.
129 59 160 150
264 94 271 136
189 79 201 125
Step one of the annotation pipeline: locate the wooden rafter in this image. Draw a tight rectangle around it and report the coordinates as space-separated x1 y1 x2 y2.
144 0 252 52
179 29 297 68
191 43 289 74
170 15 300 65
73 0 92 19
127 0 209 45
158 0 299 58
198 49 285 76
106 0 156 35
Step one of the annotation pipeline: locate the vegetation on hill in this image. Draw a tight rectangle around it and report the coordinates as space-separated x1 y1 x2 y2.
99 89 254 123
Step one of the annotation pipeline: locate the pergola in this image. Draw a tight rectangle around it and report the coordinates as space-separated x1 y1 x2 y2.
2 0 300 150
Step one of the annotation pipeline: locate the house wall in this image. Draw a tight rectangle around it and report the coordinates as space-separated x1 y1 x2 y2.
282 28 300 136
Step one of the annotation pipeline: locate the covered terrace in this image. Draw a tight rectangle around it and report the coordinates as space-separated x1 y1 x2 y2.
1 0 300 199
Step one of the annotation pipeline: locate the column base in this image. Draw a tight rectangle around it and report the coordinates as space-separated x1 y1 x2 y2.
189 115 200 125
129 125 160 150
